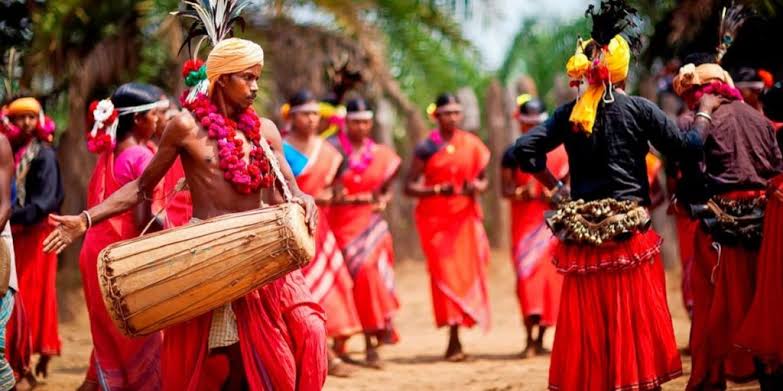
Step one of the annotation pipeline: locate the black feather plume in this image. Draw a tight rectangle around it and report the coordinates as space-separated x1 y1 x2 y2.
585 0 642 52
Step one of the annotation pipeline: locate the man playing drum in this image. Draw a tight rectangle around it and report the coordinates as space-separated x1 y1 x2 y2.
43 38 327 391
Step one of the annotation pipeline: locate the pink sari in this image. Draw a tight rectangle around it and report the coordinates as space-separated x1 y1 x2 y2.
80 146 162 390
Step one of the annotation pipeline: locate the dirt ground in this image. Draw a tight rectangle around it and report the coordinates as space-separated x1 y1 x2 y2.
37 251 760 390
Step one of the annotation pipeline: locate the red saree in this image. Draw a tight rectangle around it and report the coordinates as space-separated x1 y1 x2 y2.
735 175 783 366
328 143 401 337
289 138 361 338
414 129 491 330
509 146 566 327
80 149 162 390
9 223 60 358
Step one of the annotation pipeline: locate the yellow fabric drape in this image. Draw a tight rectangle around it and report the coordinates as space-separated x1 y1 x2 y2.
205 38 264 96
565 35 630 134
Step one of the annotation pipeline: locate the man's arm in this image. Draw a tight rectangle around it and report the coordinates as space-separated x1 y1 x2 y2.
0 136 14 229
43 113 189 253
403 157 453 197
510 105 568 198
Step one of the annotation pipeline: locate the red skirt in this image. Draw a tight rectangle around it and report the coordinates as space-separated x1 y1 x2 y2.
549 230 682 391
675 213 698 314
687 229 758 389
10 223 60 356
735 176 783 366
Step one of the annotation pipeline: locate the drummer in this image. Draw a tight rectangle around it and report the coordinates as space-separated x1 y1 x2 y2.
42 38 327 390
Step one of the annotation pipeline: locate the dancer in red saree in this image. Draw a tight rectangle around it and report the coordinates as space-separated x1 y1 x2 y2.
406 93 491 362
328 98 401 368
282 90 361 376
2 97 61 385
501 95 565 358
77 83 169 390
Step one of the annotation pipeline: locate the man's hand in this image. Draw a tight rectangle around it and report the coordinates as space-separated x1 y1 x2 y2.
698 93 726 115
549 183 571 206
43 214 88 254
293 191 318 234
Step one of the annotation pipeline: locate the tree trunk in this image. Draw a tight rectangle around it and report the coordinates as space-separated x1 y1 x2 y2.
484 79 510 250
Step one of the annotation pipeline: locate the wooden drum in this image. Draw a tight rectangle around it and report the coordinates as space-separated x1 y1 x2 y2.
98 203 314 337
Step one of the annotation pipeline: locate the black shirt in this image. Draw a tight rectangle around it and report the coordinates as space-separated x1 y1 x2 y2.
510 93 702 205
11 145 64 226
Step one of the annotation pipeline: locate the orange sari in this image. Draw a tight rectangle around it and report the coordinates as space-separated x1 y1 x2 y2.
328 143 401 336
285 138 361 338
414 129 491 330
508 145 567 326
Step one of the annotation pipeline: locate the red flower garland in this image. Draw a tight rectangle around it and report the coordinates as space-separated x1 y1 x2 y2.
85 100 119 154
183 92 274 194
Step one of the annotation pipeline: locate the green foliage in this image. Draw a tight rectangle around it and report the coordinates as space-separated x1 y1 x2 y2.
498 17 589 109
376 0 487 110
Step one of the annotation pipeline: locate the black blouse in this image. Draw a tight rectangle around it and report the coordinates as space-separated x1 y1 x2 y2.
509 93 703 205
11 145 64 226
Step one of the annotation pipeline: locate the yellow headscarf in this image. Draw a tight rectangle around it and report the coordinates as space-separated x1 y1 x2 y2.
672 63 734 97
565 35 630 134
7 97 42 116
205 38 264 96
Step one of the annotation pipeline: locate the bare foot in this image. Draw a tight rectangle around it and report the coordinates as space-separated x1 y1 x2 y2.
444 339 466 362
328 358 357 378
365 349 384 369
445 351 467 362
337 352 362 366
16 372 38 391
534 342 551 356
520 343 536 359
35 355 51 378
77 380 100 391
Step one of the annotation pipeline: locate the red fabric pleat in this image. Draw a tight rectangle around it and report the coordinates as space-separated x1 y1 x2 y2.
735 175 783 366
10 223 60 356
549 249 682 391
553 229 662 274
5 295 31 380
687 229 758 389
675 213 698 314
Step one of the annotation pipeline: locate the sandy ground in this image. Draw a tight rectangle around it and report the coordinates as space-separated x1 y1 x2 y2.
36 251 760 390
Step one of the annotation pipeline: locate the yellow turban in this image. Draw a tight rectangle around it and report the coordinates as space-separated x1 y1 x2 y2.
672 63 734 97
566 35 630 134
7 97 42 116
205 38 264 96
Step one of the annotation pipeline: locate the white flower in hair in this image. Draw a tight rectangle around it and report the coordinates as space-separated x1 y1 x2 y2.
93 99 115 124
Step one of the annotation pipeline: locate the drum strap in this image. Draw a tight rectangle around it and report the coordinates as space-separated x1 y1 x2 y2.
139 134 294 237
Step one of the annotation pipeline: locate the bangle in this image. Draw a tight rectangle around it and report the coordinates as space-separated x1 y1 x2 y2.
81 210 93 230
695 112 712 122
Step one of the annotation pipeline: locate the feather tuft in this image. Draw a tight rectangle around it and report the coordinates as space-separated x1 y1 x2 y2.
585 0 642 53
172 0 253 56
716 3 751 64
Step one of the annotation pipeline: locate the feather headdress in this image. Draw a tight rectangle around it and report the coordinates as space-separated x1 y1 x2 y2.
585 0 642 53
172 0 253 57
715 3 751 64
